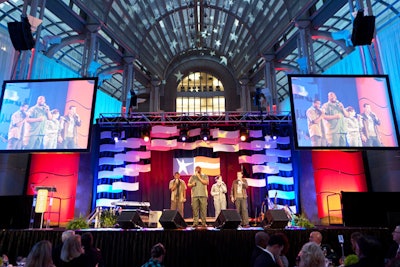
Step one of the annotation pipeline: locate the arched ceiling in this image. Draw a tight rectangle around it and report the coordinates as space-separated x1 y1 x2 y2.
0 0 399 104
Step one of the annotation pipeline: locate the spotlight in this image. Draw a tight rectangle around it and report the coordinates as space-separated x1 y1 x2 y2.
200 126 210 141
180 127 189 142
111 129 121 143
239 128 249 142
141 126 151 142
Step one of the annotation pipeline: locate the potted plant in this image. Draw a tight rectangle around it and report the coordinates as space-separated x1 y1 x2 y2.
100 208 117 228
66 215 89 230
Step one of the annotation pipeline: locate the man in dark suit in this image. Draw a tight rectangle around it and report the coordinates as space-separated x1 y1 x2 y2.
254 234 285 267
250 231 270 267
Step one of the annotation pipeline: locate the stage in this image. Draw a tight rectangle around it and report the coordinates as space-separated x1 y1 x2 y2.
0 226 393 267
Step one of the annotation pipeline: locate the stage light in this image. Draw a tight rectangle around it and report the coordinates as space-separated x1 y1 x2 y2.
179 127 189 142
200 126 210 141
141 126 151 142
240 127 249 142
111 129 121 143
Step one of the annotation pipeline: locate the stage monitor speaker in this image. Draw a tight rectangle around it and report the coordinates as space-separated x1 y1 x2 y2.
159 210 187 229
117 210 145 229
351 12 375 46
264 209 289 229
7 17 35 51
214 209 241 229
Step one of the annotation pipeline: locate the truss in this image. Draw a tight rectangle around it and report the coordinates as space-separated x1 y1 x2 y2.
96 111 292 127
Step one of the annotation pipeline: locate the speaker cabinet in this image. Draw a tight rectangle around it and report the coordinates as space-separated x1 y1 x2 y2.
117 210 145 229
351 11 375 46
7 17 35 51
213 209 241 229
159 210 187 229
264 209 289 229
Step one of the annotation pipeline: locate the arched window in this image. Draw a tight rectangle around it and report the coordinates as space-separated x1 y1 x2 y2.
176 72 225 114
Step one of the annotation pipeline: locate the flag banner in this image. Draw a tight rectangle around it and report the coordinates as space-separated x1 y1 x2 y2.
100 130 126 140
249 129 263 138
252 164 280 174
217 137 240 144
97 184 122 193
173 156 220 176
149 139 178 150
246 177 266 187
125 163 151 173
238 154 268 164
268 189 296 200
116 138 143 149
276 136 291 144
112 181 139 191
213 143 239 152
98 170 123 179
215 129 239 139
267 175 294 185
99 157 123 166
151 125 178 137
115 153 140 163
96 198 120 207
277 162 293 172
100 144 124 152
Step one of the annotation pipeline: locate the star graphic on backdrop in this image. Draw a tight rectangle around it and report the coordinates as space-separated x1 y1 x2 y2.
174 71 183 81
256 1 263 10
215 39 221 47
177 158 193 175
210 50 216 56
230 33 238 42
153 55 159 63
244 54 249 62
201 30 208 38
228 51 234 57
220 56 228 65
229 0 234 6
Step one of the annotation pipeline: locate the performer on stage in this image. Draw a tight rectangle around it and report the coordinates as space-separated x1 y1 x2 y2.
188 166 209 227
168 172 187 217
210 175 227 218
230 171 249 227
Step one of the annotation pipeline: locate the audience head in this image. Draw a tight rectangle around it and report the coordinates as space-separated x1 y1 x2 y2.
150 243 166 263
61 230 75 242
392 225 400 244
60 235 84 262
354 235 384 264
309 231 323 245
81 232 94 250
254 231 270 249
274 232 290 255
25 240 54 267
267 234 285 256
350 231 363 252
299 242 325 267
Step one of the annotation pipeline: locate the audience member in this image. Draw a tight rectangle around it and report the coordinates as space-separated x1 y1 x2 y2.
254 233 285 267
298 242 326 267
81 232 105 267
309 230 338 265
250 231 270 267
386 225 400 267
141 243 166 267
275 232 290 267
60 235 86 267
25 240 55 267
52 230 75 267
347 235 384 267
230 171 249 227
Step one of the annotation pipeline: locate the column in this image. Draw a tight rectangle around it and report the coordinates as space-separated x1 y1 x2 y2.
123 56 135 115
239 77 250 111
150 77 161 112
263 54 277 113
296 20 315 74
81 23 100 77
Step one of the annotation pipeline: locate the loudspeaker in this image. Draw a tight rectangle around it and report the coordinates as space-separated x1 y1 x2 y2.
213 209 241 229
159 210 187 229
351 11 375 46
117 211 145 229
264 209 289 229
7 17 35 51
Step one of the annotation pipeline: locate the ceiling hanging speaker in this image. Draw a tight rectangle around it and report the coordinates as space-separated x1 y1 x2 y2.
351 11 375 46
7 17 35 51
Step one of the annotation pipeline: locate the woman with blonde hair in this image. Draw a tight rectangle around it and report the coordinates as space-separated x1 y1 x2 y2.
25 240 55 267
298 242 326 267
60 235 86 267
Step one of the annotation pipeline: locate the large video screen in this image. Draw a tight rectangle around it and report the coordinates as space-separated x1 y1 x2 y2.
288 74 399 150
0 78 98 152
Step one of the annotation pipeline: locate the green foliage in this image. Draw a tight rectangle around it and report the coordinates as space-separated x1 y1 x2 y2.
344 254 358 266
100 208 117 228
292 213 315 228
66 216 89 230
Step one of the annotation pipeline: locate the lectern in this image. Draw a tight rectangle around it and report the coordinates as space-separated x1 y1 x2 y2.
30 186 58 228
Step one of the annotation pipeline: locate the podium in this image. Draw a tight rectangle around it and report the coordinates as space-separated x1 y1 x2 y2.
30 186 59 228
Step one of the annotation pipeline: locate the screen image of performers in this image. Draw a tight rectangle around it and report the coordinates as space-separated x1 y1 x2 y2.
321 92 349 147
60 105 82 149
24 96 52 149
168 172 187 217
306 99 326 147
7 102 29 150
360 103 382 146
344 106 363 147
188 166 209 227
